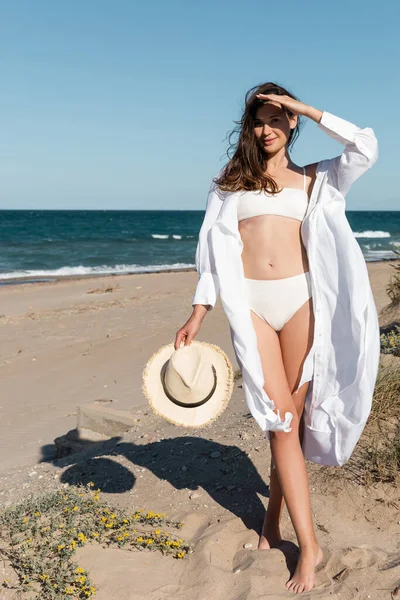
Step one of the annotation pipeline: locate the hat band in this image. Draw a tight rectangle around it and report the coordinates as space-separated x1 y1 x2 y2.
162 364 218 408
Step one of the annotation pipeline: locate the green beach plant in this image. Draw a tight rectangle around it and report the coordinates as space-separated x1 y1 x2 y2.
0 483 192 599
380 324 400 356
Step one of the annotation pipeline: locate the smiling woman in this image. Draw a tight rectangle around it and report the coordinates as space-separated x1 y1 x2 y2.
175 80 379 594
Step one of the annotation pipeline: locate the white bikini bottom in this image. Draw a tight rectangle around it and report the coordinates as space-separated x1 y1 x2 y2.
244 271 313 332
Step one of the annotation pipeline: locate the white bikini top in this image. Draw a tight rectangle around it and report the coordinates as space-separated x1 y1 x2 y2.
237 166 308 223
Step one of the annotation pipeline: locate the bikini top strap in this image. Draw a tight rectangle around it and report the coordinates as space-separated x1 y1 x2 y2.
302 166 306 191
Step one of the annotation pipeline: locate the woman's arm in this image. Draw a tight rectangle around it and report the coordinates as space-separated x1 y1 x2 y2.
256 93 378 197
311 109 378 197
191 170 225 310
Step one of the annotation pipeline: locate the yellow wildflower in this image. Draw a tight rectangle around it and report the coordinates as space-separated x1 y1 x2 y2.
76 567 86 574
58 544 65 551
155 529 161 535
73 506 79 511
136 536 144 543
92 532 99 538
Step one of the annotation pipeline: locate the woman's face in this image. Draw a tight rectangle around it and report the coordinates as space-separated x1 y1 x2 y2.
253 100 297 154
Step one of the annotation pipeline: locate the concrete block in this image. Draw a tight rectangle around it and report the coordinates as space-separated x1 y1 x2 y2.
77 402 138 436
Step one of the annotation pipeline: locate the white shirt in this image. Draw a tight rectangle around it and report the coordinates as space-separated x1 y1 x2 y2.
192 111 380 467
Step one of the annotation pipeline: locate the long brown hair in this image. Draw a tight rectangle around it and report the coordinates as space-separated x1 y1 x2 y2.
215 82 303 194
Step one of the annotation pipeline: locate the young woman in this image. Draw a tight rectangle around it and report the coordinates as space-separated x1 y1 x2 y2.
174 82 380 594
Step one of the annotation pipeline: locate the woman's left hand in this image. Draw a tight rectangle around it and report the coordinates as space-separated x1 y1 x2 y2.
256 93 310 117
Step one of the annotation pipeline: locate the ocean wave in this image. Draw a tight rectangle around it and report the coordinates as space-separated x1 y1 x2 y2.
353 230 391 238
0 263 196 280
151 234 193 240
364 249 399 261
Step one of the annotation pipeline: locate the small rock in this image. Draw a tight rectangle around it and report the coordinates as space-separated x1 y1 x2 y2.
244 543 253 549
181 466 187 472
233 568 241 574
189 492 201 500
210 451 221 459
28 471 37 477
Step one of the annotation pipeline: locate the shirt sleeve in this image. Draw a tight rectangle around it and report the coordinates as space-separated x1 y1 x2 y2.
192 170 225 309
317 111 378 197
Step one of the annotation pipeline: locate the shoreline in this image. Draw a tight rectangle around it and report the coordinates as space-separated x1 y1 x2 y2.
1 256 399 287
0 266 197 286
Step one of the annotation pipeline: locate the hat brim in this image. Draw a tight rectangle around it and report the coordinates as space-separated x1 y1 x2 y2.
142 340 234 428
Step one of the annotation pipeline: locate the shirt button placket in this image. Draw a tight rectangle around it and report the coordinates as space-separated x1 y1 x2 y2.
313 299 322 391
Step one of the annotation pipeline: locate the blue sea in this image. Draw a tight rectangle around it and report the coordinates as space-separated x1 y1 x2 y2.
0 210 399 284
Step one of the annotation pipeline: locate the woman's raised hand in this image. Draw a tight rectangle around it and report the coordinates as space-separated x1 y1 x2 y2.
256 93 310 117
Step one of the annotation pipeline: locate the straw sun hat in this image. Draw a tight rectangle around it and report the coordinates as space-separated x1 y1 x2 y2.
142 340 234 428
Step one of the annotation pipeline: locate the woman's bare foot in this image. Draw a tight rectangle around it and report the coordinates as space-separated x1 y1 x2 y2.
257 512 282 550
286 544 323 594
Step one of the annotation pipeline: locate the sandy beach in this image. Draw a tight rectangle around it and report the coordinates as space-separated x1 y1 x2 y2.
0 261 399 599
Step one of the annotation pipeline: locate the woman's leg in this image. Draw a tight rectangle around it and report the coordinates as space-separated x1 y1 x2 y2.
250 298 322 593
258 382 308 550
258 293 313 550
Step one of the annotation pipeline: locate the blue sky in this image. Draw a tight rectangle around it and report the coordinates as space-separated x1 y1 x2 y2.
1 0 398 210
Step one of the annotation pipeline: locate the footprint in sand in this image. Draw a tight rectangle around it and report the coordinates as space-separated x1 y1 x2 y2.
327 545 386 575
